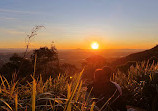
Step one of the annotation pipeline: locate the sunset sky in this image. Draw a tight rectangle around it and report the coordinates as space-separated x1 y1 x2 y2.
0 0 158 49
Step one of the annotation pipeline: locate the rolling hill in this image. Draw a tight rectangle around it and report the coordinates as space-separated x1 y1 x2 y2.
112 45 158 67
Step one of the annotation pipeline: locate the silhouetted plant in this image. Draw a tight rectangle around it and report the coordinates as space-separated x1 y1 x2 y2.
31 45 59 79
17 26 44 75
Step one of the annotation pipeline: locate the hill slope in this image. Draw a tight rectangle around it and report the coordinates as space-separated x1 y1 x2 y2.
112 45 158 67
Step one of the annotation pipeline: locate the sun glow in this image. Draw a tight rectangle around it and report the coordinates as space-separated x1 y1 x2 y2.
91 42 99 49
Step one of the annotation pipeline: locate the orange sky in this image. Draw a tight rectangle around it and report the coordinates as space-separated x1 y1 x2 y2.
0 39 155 50
0 1 158 49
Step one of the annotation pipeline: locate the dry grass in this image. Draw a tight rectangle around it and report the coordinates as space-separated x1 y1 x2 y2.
2 57 157 110
113 61 158 110
0 70 100 111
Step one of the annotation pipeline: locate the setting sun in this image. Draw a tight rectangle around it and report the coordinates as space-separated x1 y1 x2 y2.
91 42 99 49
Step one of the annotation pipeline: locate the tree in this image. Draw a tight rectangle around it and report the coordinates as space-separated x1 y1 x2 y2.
31 45 59 79
0 53 33 81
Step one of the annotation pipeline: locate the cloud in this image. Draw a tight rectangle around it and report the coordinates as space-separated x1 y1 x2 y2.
0 17 17 21
7 30 24 35
0 8 38 15
0 28 24 35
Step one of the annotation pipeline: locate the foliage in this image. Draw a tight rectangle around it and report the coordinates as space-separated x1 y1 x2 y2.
0 46 60 81
31 46 59 79
0 71 101 111
114 61 158 110
0 53 33 81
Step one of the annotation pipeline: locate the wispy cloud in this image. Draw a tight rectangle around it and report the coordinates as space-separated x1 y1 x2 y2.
0 8 39 15
7 30 24 35
0 28 24 35
0 17 17 21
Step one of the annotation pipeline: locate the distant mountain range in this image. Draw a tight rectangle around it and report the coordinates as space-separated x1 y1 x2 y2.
112 45 158 67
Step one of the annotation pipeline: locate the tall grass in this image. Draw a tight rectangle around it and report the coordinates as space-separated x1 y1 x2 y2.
113 61 158 109
3 56 157 110
2 61 157 110
32 78 36 111
15 93 18 111
0 71 97 111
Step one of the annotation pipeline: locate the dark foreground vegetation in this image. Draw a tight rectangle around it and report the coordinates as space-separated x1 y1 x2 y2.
0 45 158 111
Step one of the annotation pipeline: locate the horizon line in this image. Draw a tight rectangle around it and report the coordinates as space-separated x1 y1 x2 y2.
0 48 147 50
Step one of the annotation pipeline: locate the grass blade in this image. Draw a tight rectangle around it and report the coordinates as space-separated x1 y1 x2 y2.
15 93 18 111
32 78 36 111
0 99 13 111
90 102 95 111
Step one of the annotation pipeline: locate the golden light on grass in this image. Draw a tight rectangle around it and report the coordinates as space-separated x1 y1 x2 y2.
91 42 99 49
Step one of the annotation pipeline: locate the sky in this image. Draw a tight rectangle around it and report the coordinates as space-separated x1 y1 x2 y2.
0 0 158 49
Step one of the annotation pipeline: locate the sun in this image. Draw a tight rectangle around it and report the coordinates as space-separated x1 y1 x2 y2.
91 42 99 49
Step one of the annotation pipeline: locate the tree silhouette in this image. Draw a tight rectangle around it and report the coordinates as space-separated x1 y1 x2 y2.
31 46 59 79
0 53 33 81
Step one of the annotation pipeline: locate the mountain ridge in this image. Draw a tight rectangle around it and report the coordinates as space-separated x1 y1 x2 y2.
112 45 158 67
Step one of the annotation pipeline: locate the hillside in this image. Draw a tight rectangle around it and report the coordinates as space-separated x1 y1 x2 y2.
112 45 158 67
